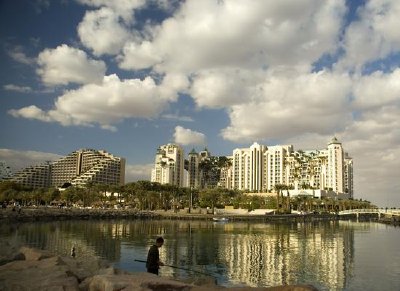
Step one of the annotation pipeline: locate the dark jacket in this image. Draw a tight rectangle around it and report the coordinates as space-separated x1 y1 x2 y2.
146 245 160 270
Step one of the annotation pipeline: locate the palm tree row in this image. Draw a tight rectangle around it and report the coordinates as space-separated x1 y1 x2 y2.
0 180 373 212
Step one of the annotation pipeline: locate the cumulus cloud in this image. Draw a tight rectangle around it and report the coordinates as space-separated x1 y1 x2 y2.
37 44 106 86
8 46 36 65
76 0 146 21
0 149 62 172
221 71 352 142
119 0 346 73
125 163 153 182
353 69 400 110
338 0 400 71
78 7 135 56
8 74 187 129
173 126 206 146
8 105 52 122
190 69 263 108
3 84 33 93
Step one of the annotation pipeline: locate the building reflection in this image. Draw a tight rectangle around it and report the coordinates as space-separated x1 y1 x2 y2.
160 221 355 289
5 219 356 289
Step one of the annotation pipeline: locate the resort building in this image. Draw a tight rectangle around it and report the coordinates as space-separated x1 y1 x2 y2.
7 149 125 188
187 149 200 189
151 144 184 187
0 161 12 180
152 137 353 197
8 162 51 188
229 137 353 197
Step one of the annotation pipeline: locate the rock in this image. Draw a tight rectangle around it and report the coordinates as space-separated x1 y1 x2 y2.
19 246 53 261
87 272 192 291
0 247 319 291
0 255 79 290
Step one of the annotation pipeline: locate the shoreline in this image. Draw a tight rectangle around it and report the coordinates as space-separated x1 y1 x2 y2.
0 246 318 291
1 206 398 225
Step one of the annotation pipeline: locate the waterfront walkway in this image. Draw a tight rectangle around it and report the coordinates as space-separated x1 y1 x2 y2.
338 208 400 217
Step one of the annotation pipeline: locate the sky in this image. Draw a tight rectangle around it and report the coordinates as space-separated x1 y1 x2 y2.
0 0 399 207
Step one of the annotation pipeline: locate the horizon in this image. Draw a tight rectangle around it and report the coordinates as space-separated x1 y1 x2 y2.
1 0 399 208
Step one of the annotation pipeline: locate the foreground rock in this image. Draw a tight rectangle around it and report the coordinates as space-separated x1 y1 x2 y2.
0 247 318 291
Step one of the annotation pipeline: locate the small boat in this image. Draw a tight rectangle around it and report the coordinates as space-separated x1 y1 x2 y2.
212 217 229 222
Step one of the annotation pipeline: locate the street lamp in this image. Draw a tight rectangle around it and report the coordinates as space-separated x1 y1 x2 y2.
189 187 193 213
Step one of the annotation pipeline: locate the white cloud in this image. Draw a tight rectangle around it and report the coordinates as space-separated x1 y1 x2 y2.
221 71 352 142
125 163 153 182
0 149 62 172
338 0 400 71
190 69 263 108
3 84 33 93
8 46 36 65
78 7 134 56
173 126 206 146
76 0 146 21
8 105 52 122
9 74 185 129
353 69 400 110
37 44 106 86
119 0 346 73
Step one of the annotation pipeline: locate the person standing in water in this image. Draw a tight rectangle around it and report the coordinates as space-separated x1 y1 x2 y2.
146 237 164 275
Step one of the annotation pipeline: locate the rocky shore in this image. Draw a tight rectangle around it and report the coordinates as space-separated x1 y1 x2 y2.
0 206 159 222
1 207 397 290
0 245 318 291
0 206 338 223
0 207 323 290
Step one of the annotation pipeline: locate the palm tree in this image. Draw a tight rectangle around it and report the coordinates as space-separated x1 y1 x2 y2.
274 184 287 213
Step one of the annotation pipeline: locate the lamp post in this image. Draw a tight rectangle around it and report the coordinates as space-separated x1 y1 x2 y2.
189 187 193 214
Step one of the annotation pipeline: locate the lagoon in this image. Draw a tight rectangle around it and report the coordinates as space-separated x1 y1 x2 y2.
1 219 399 290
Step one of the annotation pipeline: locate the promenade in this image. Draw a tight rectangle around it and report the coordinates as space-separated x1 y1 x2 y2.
1 206 398 226
0 206 336 223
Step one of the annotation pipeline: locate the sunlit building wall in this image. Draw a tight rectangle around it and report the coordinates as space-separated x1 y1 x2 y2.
151 143 184 187
327 137 344 193
8 149 125 188
0 161 12 180
187 148 200 189
8 163 51 188
229 138 352 195
232 142 268 192
265 145 293 191
344 153 354 197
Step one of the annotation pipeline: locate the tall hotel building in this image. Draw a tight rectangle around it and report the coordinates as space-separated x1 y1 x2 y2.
8 149 125 188
150 137 353 196
151 144 184 187
230 137 353 197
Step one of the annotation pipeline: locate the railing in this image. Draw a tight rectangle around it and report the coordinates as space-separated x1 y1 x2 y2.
339 209 400 216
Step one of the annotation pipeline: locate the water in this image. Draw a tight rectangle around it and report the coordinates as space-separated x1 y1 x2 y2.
1 219 399 290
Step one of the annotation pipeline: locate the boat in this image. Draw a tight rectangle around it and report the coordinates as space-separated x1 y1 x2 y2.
212 217 229 222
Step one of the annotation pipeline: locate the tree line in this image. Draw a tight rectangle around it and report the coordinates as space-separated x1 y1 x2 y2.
0 180 373 213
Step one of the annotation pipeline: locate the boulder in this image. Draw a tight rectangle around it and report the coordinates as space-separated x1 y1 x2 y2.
0 247 318 291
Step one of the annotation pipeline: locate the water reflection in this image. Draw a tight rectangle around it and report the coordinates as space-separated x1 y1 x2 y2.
1 219 398 290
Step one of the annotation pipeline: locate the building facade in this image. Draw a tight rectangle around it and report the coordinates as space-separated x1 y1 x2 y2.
0 161 12 180
151 144 184 187
229 138 353 197
8 149 125 188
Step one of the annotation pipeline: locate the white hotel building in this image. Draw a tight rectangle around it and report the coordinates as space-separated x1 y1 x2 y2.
151 138 353 197
151 143 184 187
231 137 353 197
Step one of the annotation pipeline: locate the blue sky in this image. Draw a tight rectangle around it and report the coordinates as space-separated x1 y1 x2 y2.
1 0 399 207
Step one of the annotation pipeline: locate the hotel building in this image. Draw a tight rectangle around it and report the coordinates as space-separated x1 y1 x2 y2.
230 137 353 197
8 149 125 188
150 144 184 187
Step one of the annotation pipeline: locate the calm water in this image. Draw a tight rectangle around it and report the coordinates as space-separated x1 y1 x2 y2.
1 219 399 290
